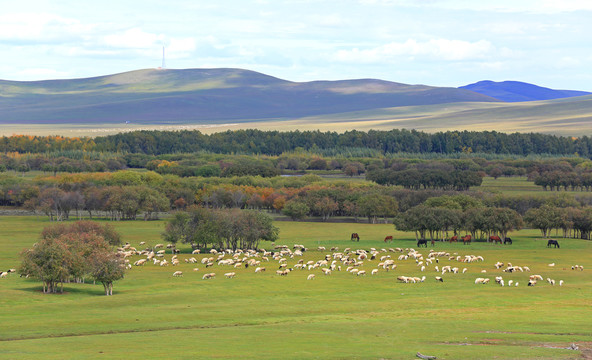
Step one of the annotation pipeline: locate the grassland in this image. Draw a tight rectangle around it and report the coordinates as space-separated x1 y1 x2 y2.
1 95 592 137
1 217 591 359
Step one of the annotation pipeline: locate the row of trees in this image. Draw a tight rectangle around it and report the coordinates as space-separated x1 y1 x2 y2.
162 207 278 250
367 168 483 191
394 205 523 241
524 205 592 239
20 221 124 295
3 130 592 157
534 171 592 191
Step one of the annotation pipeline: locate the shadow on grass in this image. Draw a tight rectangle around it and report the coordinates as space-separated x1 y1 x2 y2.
19 284 118 296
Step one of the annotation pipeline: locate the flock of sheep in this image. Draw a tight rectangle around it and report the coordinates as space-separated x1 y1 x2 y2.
2 241 583 288
116 242 583 289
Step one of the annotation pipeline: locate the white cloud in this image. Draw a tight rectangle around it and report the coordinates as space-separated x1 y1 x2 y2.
0 13 91 43
102 28 163 49
541 0 592 12
16 68 70 80
334 39 496 63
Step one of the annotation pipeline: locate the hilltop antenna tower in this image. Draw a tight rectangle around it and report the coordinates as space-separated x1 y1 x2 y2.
161 45 166 69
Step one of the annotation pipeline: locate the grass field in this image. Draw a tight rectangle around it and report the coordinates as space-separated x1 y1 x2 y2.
1 217 591 359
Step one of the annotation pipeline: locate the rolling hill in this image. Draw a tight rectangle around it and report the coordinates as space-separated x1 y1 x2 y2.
2 68 592 137
460 80 591 102
0 68 498 125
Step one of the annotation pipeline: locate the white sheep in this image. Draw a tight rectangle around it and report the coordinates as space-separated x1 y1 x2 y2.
371 269 378 275
559 280 564 286
172 271 183 277
435 276 443 282
307 274 315 280
224 272 236 278
357 270 366 276
202 273 216 280
0 272 8 278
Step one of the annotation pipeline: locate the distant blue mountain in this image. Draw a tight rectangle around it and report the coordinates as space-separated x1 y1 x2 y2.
459 80 591 102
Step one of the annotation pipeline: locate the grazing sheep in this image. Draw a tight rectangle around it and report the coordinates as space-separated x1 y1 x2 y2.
357 270 366 276
322 268 332 275
559 280 564 286
202 273 216 280
508 280 513 286
371 269 379 275
193 268 199 272
462 268 468 274
528 279 537 286
224 272 236 278
435 276 443 282
192 249 201 254
134 259 147 266
172 271 183 277
420 266 425 272
154 244 164 249
0 272 8 278
548 263 555 267
307 274 315 280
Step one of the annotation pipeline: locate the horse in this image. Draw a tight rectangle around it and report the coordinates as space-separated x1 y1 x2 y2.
547 239 560 248
417 239 428 247
462 235 472 245
351 233 360 242
504 237 512 245
384 235 393 243
449 235 458 243
489 235 502 244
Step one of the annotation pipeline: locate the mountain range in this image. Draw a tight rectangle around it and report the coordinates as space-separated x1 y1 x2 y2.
0 68 591 136
0 68 498 124
460 80 591 102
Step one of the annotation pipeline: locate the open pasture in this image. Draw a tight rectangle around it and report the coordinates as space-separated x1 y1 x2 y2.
1 217 592 359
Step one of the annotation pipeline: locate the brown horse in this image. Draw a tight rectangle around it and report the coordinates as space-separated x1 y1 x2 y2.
384 235 393 243
462 235 472 245
449 235 458 243
489 235 502 244
351 233 360 242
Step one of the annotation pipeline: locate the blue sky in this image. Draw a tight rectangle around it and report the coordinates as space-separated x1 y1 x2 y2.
1 0 591 90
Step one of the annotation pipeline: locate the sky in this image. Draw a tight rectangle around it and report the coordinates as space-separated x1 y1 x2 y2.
1 0 591 90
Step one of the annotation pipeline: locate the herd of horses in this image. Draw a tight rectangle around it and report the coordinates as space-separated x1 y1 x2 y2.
351 233 561 248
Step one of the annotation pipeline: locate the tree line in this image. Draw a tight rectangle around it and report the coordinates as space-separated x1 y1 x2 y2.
2 129 592 157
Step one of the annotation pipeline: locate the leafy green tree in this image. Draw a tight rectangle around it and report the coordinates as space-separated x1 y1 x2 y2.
524 205 563 237
357 193 398 224
282 200 310 220
20 221 123 294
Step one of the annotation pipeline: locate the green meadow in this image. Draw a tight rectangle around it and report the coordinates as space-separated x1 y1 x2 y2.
1 217 591 359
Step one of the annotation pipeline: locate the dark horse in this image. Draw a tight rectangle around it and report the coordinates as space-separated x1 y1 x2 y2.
384 235 393 243
417 239 428 247
351 233 360 242
449 235 458 243
547 239 560 248
504 237 512 245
